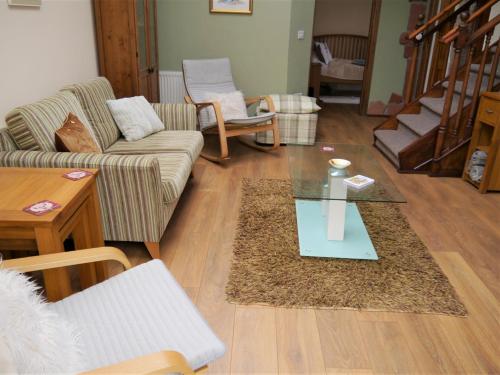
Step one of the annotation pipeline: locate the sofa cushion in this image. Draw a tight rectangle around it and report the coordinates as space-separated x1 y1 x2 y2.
5 91 101 152
0 128 18 152
49 260 225 372
156 153 192 204
105 130 203 162
63 77 121 150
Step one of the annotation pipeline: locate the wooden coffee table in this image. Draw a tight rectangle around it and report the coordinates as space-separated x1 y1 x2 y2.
0 167 107 301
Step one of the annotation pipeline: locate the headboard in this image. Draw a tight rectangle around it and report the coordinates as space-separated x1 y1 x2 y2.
313 34 369 60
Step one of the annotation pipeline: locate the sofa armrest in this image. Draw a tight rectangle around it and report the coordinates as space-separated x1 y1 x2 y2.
0 151 165 243
152 103 198 131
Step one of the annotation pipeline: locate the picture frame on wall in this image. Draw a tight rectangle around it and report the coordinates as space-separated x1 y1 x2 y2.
209 0 253 15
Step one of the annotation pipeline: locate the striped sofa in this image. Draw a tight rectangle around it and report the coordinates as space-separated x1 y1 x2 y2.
0 77 203 259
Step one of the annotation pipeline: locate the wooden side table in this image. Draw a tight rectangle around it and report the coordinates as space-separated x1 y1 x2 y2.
0 167 107 301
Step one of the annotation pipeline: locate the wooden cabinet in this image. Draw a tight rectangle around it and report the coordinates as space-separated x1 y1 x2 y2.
463 92 500 193
94 0 159 102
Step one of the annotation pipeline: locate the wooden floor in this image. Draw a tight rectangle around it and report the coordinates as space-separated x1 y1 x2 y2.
118 104 500 374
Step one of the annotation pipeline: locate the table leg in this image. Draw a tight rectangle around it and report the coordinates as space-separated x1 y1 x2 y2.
72 201 99 289
34 227 72 301
87 183 107 281
326 199 347 240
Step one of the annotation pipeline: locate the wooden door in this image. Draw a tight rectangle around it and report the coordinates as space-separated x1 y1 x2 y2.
146 0 159 102
135 0 150 99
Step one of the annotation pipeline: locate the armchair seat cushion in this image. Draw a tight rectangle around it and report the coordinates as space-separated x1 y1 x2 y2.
156 153 192 204
49 260 225 372
225 112 275 126
105 130 203 162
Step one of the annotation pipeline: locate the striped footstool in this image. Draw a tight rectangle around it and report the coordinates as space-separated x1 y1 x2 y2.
256 94 321 145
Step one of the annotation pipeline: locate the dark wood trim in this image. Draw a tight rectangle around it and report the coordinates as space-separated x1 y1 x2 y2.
360 0 382 115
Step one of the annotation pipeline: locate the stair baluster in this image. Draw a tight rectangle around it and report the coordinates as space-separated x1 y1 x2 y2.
454 45 476 142
464 30 493 137
433 12 469 167
487 38 500 91
404 40 420 104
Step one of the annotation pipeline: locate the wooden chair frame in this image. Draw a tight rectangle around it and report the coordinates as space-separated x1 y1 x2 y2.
0 247 206 375
184 95 280 162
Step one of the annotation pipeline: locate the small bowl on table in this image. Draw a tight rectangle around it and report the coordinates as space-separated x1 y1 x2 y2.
329 158 351 169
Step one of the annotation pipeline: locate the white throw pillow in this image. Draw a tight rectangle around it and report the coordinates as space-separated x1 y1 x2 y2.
204 91 248 125
0 268 84 373
106 96 164 142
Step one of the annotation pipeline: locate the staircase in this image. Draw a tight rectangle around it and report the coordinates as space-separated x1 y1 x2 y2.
373 0 500 176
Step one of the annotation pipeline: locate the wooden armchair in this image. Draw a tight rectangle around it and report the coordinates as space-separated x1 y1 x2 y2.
1 247 225 374
183 58 280 161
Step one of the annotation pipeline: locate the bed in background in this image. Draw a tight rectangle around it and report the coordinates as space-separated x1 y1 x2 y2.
309 34 369 100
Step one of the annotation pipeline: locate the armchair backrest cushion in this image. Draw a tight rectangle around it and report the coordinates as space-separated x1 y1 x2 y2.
0 128 18 152
183 58 237 129
5 91 101 152
63 77 121 150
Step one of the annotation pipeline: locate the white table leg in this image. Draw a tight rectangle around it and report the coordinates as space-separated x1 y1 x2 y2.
325 175 347 240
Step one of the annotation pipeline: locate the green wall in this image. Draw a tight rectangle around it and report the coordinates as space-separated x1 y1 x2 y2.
157 0 314 96
368 0 410 104
287 0 315 94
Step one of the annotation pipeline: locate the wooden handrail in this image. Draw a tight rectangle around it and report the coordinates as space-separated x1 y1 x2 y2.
408 0 463 40
442 0 498 43
467 14 500 44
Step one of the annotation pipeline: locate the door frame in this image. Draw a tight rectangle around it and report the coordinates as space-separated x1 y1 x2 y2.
360 0 382 115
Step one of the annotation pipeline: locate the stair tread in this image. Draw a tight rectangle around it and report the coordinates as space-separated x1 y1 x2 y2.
374 127 418 157
397 112 441 136
419 95 471 116
470 63 500 77
442 74 498 97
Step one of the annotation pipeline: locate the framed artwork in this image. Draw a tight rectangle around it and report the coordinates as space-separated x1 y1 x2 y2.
209 0 253 15
7 0 41 6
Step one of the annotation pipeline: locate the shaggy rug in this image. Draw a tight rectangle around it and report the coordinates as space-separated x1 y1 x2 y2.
226 179 467 316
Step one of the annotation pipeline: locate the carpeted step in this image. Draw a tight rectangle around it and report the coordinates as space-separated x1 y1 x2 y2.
374 126 419 164
397 110 441 137
442 73 499 97
470 63 500 78
419 94 471 117
375 139 400 167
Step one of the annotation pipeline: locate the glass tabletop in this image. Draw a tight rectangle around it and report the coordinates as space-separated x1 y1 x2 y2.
287 143 406 203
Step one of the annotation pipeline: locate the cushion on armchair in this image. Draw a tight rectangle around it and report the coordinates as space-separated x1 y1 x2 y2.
50 260 225 372
62 77 121 150
5 91 101 152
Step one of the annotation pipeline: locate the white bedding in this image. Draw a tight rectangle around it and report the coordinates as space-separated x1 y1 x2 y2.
320 58 364 81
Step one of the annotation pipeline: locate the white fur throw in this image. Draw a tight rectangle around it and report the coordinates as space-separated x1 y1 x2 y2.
0 269 83 374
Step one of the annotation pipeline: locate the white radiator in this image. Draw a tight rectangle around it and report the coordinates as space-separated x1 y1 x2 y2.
159 71 186 103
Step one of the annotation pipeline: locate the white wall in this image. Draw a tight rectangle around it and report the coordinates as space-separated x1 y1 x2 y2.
0 0 98 128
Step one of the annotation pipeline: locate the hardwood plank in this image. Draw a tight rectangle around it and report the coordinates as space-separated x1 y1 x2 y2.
359 320 419 374
316 310 371 371
231 306 278 374
276 309 326 374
